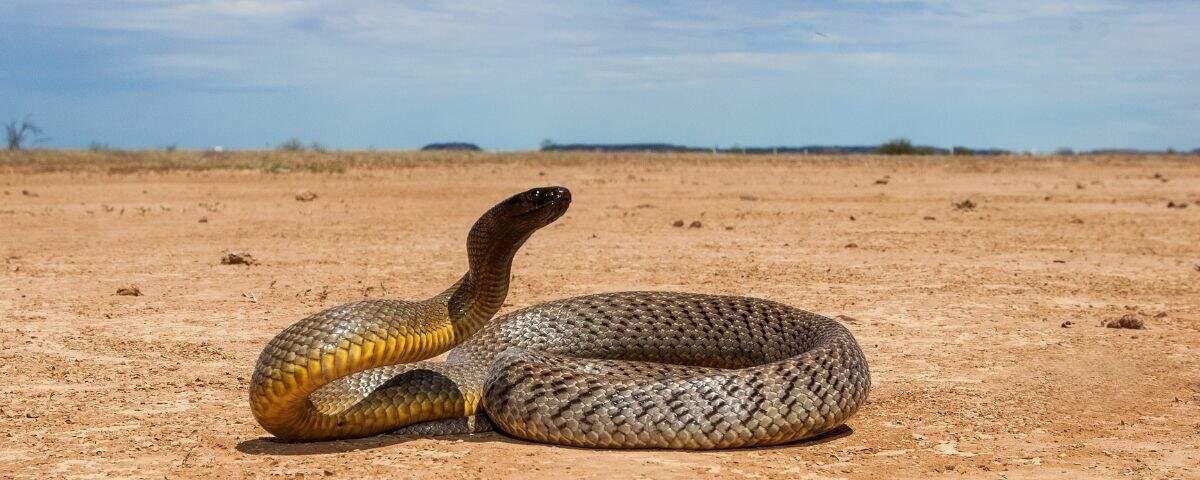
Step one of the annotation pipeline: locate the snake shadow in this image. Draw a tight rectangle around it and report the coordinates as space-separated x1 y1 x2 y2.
235 424 854 456
236 430 518 456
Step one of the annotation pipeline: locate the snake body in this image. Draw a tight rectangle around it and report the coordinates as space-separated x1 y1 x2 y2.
250 187 870 449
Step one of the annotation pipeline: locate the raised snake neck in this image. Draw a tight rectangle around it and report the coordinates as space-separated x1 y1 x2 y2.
249 186 870 448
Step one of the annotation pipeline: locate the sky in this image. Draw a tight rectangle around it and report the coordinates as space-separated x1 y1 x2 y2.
1 0 1197 151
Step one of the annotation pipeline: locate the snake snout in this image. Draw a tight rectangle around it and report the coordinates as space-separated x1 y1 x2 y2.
528 186 571 207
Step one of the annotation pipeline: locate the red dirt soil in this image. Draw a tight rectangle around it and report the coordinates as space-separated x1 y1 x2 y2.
1 154 1198 479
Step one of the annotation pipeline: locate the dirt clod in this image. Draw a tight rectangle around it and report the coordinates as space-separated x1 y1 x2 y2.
295 190 318 202
953 199 976 211
1166 201 1188 209
115 285 142 296
198 216 208 223
1061 321 1074 328
220 251 258 266
688 221 702 228
671 220 684 227
1105 314 1144 330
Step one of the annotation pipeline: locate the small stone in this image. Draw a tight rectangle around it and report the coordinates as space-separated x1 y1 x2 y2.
1060 321 1073 328
198 216 208 223
923 216 936 221
116 285 142 296
1105 314 1144 330
295 190 318 202
844 243 858 248
688 221 702 228
220 251 258 266
874 177 890 185
953 199 976 211
1166 201 1188 209
672 220 684 227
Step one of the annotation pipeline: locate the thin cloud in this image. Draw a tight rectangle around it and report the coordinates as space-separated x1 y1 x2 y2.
0 0 1196 150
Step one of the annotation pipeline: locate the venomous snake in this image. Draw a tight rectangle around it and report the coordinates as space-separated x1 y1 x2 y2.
249 186 870 449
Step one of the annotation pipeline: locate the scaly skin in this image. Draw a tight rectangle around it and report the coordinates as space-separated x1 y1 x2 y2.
249 186 871 448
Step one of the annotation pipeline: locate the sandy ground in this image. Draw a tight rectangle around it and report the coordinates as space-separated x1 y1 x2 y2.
1 154 1198 479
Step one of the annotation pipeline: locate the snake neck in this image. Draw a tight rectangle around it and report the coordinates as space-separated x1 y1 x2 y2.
441 215 532 338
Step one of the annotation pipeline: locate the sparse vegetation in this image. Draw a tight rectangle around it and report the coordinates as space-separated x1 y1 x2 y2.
278 138 306 151
876 138 937 155
1055 147 1076 156
5 115 47 150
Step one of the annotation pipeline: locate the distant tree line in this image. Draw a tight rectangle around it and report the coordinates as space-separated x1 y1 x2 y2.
421 142 481 151
538 138 1015 156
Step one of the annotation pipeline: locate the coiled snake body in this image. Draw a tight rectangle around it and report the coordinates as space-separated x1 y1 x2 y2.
250 187 870 449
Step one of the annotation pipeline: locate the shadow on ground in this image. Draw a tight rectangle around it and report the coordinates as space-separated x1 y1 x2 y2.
235 424 854 456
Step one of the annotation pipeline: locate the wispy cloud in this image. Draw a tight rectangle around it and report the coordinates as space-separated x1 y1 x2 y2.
1 0 1196 150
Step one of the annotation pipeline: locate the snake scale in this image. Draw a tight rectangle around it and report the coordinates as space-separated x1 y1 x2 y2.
249 186 870 449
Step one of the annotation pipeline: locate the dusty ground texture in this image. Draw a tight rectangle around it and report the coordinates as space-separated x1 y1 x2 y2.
1 153 1198 479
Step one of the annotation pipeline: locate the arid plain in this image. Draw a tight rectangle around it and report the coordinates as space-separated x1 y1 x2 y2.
1 152 1198 479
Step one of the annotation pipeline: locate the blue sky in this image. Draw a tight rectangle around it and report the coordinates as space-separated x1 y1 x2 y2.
1 1 1197 151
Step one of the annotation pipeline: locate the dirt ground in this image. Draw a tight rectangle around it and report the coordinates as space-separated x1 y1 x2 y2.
1 153 1198 479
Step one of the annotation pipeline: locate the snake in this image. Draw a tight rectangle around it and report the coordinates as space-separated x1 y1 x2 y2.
249 186 871 449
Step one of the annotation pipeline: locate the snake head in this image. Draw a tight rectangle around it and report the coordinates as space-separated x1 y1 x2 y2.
505 186 572 227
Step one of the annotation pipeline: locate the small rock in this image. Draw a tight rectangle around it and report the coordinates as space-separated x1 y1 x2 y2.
116 285 142 296
1061 321 1073 328
198 216 208 223
21 190 38 197
1154 311 1167 319
688 221 702 228
844 243 858 248
874 177 890 185
672 220 684 227
923 216 936 221
1105 314 1144 330
220 251 258 266
1070 217 1084 224
295 190 318 202
1166 201 1188 209
953 199 976 211
738 195 759 201
849 215 856 221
